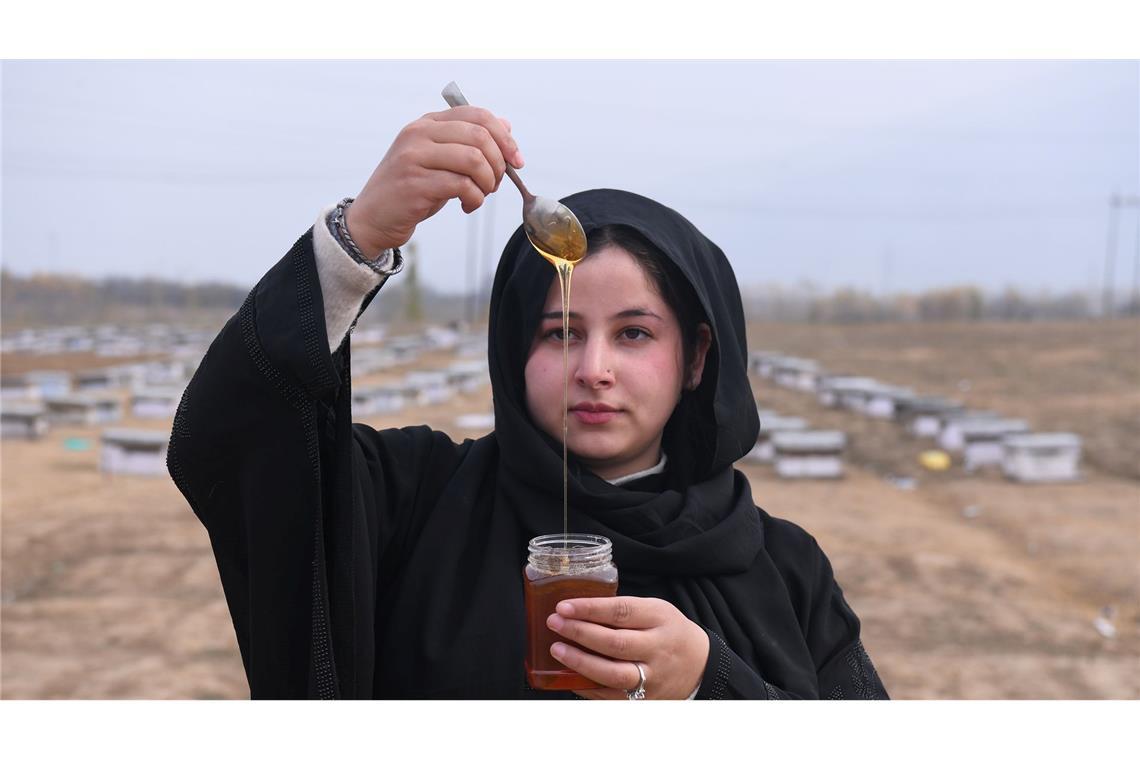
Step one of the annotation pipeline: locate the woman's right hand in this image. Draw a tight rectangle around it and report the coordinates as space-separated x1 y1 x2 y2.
344 106 525 258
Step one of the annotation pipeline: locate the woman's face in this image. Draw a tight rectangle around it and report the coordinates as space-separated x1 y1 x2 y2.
524 245 709 482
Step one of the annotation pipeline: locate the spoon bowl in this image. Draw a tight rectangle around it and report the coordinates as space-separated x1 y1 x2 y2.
442 82 588 264
525 196 588 265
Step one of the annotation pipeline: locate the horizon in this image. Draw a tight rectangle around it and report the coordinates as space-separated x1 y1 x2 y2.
4 262 1135 299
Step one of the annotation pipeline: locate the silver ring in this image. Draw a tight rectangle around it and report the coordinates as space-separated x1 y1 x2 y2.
626 662 647 701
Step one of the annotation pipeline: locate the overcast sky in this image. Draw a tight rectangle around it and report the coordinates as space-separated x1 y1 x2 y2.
2 60 1137 296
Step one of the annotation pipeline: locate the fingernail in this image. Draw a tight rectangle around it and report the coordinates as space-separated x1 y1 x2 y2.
551 643 566 659
556 601 574 616
514 150 525 168
547 613 563 632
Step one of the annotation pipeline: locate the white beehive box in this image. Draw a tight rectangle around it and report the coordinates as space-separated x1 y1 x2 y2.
748 351 784 378
958 418 1031 472
78 364 149 391
454 413 495 432
91 395 125 424
101 428 170 476
130 387 185 419
745 414 810 463
937 410 1002 451
424 326 461 350
74 368 119 392
1 403 49 440
772 430 847 479
351 347 399 378
404 371 455 406
44 395 100 426
351 385 408 417
1002 433 1082 483
771 357 821 392
895 396 964 437
446 360 489 394
1 375 42 403
865 385 916 419
143 358 196 386
816 376 877 411
25 370 72 398
837 378 883 414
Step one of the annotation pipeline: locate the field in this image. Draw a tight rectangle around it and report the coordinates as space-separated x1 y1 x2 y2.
2 318 1138 699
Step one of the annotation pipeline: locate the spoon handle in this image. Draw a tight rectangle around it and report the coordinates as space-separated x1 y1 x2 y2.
440 81 470 108
441 81 532 202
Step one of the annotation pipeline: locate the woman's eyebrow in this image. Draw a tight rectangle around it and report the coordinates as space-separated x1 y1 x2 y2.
540 308 663 321
613 308 663 321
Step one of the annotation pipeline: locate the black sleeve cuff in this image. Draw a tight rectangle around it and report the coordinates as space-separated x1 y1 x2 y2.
695 627 787 700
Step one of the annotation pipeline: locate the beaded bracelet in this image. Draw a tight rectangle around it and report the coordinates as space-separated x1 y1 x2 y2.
328 197 402 275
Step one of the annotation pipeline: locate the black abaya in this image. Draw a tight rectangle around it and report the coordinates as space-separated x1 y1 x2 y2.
168 189 888 699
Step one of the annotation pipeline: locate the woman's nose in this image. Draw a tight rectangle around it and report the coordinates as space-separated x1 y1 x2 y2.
574 338 614 389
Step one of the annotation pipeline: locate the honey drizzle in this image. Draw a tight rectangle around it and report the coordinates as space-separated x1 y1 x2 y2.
556 260 572 541
534 233 584 549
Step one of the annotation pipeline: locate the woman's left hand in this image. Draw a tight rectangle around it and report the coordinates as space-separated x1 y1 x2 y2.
547 596 709 700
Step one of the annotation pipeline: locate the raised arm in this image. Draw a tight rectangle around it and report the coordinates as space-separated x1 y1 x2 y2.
167 104 521 698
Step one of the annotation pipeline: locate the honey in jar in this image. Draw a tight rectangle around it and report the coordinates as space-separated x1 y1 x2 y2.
524 533 619 690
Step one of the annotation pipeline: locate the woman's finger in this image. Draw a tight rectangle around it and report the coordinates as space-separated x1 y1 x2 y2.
429 105 523 168
407 167 488 214
418 141 499 198
550 641 647 694
556 596 666 630
547 614 652 661
423 120 507 191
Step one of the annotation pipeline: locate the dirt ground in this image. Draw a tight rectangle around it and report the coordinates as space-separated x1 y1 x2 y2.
2 320 1137 699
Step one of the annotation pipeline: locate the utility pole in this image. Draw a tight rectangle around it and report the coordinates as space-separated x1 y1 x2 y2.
465 212 477 326
1132 203 1140 316
879 244 894 321
1103 193 1140 318
1103 192 1120 318
1116 194 1140 316
881 244 893 297
404 240 422 323
479 193 497 324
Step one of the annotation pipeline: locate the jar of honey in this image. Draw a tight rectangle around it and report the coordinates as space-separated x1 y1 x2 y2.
524 533 619 690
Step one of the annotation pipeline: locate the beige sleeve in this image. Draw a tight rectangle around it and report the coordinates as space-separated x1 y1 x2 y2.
311 204 395 352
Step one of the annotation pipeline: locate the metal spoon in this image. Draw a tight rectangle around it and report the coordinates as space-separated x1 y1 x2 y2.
442 81 587 264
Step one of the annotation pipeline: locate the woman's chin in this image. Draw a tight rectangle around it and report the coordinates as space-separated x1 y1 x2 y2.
569 443 655 481
565 433 625 462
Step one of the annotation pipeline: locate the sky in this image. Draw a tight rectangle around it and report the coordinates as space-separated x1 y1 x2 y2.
2 60 1138 297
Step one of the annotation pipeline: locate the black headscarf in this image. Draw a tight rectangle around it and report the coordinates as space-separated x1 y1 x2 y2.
487 188 764 578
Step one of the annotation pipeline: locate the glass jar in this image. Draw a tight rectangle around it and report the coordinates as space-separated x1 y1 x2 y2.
524 533 619 690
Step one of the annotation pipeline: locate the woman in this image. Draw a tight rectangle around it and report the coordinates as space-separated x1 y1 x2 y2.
168 105 888 699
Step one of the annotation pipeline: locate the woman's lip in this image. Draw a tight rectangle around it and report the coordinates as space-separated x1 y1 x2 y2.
570 409 621 425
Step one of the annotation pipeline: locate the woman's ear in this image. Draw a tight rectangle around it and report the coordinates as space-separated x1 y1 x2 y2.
686 324 713 390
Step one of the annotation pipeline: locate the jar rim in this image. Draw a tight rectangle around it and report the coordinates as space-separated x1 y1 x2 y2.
528 533 611 558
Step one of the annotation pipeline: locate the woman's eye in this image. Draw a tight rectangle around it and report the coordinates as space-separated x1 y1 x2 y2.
545 328 574 341
621 327 649 340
